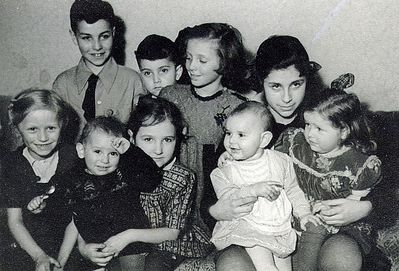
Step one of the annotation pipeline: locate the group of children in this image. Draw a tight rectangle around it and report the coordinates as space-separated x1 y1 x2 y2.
0 0 386 271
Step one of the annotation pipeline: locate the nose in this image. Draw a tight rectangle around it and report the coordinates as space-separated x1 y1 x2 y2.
154 141 163 155
153 73 161 84
101 154 109 164
281 88 292 103
38 129 49 142
186 58 197 71
229 134 237 144
92 38 103 51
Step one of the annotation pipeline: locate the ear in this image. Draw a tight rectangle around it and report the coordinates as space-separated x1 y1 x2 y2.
340 126 350 141
127 129 135 144
69 29 78 45
259 131 273 148
175 64 183 81
75 143 85 159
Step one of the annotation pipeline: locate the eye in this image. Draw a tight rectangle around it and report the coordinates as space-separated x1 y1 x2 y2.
292 80 304 88
80 35 91 41
239 133 245 138
199 58 207 64
110 152 119 157
224 130 231 136
142 71 151 77
100 33 111 40
164 137 175 143
143 137 153 142
160 68 169 74
47 126 57 131
270 83 281 90
27 127 37 132
94 149 101 154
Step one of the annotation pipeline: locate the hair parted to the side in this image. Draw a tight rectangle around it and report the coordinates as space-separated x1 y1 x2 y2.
79 115 126 144
135 34 178 64
229 101 274 132
70 0 115 34
305 89 376 154
176 22 250 93
128 94 184 147
8 88 74 146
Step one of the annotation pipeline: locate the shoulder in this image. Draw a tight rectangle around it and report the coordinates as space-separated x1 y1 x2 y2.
160 84 190 99
164 161 196 190
54 66 77 83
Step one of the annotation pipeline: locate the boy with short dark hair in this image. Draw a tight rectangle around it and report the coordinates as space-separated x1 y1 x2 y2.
135 34 183 96
53 0 146 125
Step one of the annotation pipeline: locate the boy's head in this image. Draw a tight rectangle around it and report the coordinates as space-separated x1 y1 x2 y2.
224 101 274 161
135 34 182 95
69 0 115 73
76 116 125 176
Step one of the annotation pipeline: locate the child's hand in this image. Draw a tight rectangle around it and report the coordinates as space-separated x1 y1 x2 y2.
252 182 282 201
218 151 233 167
312 201 331 215
34 253 60 271
299 214 323 231
103 232 129 257
27 195 48 214
112 137 130 154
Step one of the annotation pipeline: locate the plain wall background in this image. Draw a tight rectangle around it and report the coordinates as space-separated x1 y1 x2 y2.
1 0 398 111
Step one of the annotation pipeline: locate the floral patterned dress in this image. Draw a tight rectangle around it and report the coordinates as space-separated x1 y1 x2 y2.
275 128 382 253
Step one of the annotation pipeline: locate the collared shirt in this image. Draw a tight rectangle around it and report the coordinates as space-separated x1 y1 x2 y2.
53 57 146 124
22 147 59 183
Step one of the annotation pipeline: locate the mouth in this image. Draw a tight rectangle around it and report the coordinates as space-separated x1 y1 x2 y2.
91 53 105 58
96 166 111 171
35 143 54 150
278 105 295 111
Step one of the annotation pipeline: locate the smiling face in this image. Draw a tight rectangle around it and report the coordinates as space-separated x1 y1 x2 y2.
71 19 114 74
17 109 61 160
139 58 182 96
134 119 176 167
263 65 306 124
223 112 272 161
185 38 223 94
76 130 120 176
304 111 348 156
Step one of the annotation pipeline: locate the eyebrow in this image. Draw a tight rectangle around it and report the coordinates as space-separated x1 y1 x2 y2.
78 30 112 36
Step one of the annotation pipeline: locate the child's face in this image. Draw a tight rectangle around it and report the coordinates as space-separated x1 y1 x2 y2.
304 111 347 156
133 119 176 167
71 19 114 73
76 130 120 176
17 109 61 160
263 65 306 123
224 112 271 161
139 58 182 96
185 38 222 90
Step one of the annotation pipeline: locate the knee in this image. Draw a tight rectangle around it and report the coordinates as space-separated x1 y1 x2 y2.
215 245 256 271
318 234 362 271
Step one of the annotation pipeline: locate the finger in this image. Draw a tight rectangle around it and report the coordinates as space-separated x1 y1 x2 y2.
49 258 61 268
235 196 257 206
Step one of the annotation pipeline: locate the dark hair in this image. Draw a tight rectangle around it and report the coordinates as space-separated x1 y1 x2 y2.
135 34 178 65
79 115 125 144
305 89 376 154
8 88 70 134
229 101 273 132
176 23 250 93
128 95 184 150
70 0 115 34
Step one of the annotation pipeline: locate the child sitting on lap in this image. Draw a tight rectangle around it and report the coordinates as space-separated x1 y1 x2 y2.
211 101 319 271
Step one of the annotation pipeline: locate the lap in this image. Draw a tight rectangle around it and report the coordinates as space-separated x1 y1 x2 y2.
215 245 255 271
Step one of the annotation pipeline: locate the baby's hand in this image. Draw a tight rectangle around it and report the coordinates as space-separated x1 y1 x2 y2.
254 182 281 201
218 151 233 167
299 214 323 231
112 137 130 154
103 232 129 257
27 195 48 214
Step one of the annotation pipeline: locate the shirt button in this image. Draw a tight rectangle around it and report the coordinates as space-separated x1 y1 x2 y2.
97 100 102 105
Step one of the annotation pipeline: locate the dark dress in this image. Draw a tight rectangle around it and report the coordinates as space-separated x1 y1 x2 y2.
1 144 78 271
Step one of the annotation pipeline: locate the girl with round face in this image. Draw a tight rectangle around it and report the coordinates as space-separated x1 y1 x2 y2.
4 89 74 271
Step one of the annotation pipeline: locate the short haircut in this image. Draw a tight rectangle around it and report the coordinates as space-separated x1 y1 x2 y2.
70 0 115 34
228 101 273 132
79 115 125 144
135 34 178 64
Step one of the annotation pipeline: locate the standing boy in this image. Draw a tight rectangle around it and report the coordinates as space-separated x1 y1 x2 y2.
53 0 145 125
135 34 183 96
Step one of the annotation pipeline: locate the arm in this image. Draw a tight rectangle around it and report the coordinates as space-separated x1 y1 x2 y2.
57 219 78 269
7 208 60 271
209 167 257 221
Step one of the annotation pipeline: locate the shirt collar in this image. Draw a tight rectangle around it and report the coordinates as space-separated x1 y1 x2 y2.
163 157 176 170
75 57 118 95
